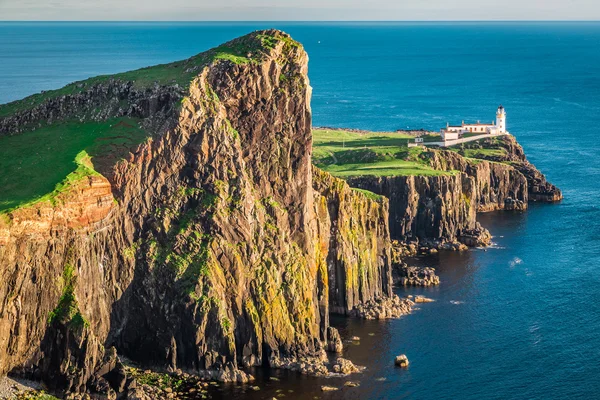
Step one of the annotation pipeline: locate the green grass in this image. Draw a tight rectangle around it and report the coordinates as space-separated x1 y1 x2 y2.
312 128 453 177
461 148 507 158
352 188 383 201
47 263 89 330
0 31 300 118
0 117 147 212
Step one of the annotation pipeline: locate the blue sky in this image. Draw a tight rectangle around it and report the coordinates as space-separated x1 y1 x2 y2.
1 0 598 21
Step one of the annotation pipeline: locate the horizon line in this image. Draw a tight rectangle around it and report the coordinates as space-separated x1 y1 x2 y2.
1 20 600 23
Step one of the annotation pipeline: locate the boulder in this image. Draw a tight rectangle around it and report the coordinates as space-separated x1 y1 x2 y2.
394 355 409 368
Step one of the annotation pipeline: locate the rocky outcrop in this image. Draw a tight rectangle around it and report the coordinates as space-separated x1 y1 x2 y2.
426 149 528 212
455 135 562 203
395 265 440 287
0 80 182 136
347 295 413 320
347 173 479 244
0 30 397 396
347 144 539 245
326 327 343 353
313 168 393 315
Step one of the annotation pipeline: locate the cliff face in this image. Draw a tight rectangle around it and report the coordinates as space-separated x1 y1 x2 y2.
347 140 553 245
313 168 392 315
0 30 394 394
347 174 477 244
455 135 563 202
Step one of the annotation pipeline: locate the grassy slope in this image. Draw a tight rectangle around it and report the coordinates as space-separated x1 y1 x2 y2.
445 135 508 159
312 128 452 177
0 31 299 214
0 118 146 212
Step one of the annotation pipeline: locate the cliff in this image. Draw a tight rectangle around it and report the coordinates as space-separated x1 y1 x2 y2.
346 135 560 246
451 135 562 202
312 168 393 315
0 30 395 397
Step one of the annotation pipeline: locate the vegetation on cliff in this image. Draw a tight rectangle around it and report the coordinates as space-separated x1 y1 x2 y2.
0 32 300 118
0 28 561 400
0 117 143 212
313 128 452 177
0 31 302 214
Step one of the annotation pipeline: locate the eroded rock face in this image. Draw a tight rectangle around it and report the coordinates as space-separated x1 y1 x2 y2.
347 139 558 245
347 173 480 243
395 265 440 287
313 168 393 315
0 30 396 394
454 135 563 203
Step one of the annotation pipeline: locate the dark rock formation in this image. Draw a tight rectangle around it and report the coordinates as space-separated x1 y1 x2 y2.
0 80 182 136
0 30 397 396
455 135 563 203
348 138 559 245
326 327 343 353
347 173 480 244
313 168 393 316
395 264 440 286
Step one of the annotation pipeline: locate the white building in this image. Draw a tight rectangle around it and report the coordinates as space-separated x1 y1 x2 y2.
441 106 507 141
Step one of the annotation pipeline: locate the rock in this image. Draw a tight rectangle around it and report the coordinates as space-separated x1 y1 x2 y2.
313 168 394 316
127 387 152 400
321 386 339 392
414 296 434 303
269 353 329 377
344 381 360 387
0 27 561 400
349 295 413 320
331 358 364 375
395 264 440 286
326 327 343 353
394 355 409 368
350 336 361 341
458 223 492 247
346 133 562 247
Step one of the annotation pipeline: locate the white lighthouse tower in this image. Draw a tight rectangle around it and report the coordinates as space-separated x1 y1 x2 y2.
496 105 507 133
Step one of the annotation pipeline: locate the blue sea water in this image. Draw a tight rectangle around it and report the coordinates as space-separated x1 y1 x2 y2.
1 22 600 399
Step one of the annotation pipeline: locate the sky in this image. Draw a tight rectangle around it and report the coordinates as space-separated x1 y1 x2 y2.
0 0 599 21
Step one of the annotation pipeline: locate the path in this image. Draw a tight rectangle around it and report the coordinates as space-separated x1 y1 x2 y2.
423 132 509 147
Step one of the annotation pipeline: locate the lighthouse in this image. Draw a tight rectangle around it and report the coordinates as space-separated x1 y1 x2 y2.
496 105 506 133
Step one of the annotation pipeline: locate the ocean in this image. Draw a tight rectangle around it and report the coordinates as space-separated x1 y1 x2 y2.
1 22 599 399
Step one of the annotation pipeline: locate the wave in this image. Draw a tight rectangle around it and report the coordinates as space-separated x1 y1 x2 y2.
509 257 523 268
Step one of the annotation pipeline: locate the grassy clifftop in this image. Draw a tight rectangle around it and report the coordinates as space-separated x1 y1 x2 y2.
0 118 145 212
0 30 300 118
0 30 301 213
312 128 453 177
